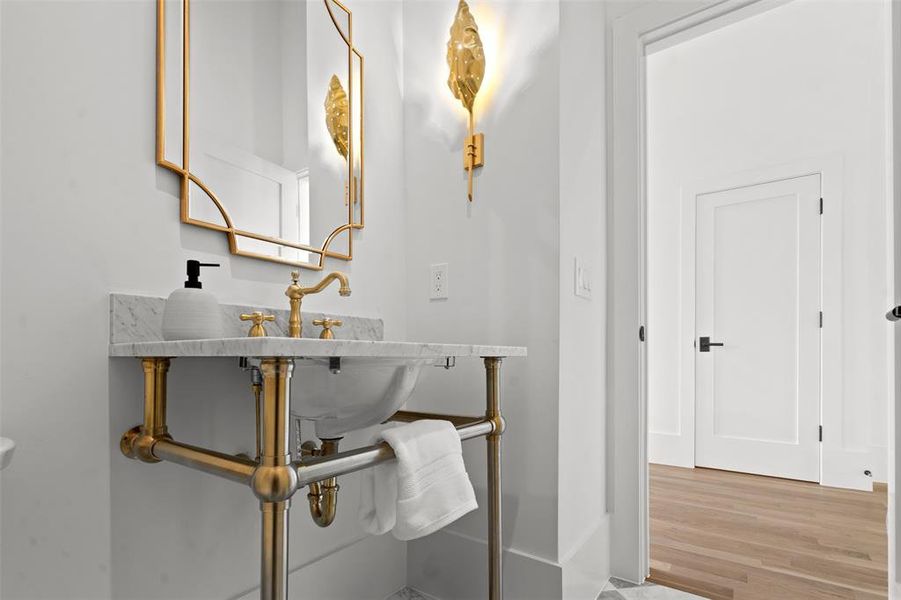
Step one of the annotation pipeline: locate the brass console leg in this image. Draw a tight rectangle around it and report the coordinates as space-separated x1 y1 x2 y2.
261 501 289 600
120 358 171 463
485 357 504 600
256 359 296 600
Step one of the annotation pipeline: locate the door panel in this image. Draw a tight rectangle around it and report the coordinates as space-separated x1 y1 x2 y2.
696 174 821 481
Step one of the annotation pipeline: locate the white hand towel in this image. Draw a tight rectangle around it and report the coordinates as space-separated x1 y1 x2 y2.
359 420 478 541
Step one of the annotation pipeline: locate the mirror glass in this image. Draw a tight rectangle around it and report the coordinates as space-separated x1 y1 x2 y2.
158 0 363 269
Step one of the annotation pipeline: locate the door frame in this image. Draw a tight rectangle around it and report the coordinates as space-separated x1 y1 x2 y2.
607 0 895 586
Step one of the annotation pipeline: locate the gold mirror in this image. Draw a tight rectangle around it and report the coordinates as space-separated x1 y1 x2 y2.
156 0 364 270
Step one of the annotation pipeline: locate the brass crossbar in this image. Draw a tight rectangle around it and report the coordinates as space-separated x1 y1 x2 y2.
296 418 495 486
387 409 485 428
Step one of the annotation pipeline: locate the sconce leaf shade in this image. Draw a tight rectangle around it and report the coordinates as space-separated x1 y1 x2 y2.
446 0 485 114
325 74 350 160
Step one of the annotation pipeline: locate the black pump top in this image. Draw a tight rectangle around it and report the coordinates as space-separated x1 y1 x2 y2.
184 260 220 289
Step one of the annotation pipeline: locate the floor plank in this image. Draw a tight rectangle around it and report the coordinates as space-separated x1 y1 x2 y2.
648 465 888 600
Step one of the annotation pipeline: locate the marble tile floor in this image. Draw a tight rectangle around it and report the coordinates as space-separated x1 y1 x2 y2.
386 588 432 600
598 577 705 600
386 579 703 600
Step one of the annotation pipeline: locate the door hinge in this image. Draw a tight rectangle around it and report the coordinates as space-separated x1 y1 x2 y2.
819 425 823 442
819 198 824 214
819 311 823 328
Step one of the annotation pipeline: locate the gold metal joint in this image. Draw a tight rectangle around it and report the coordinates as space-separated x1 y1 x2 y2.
120 426 149 461
251 464 299 503
489 414 506 437
120 426 171 463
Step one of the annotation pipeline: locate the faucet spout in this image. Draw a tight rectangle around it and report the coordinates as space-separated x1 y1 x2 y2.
285 271 352 338
303 271 351 297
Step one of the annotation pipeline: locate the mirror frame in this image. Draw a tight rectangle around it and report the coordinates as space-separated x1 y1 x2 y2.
155 0 365 270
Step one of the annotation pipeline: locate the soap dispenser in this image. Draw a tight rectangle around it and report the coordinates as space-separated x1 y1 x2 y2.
161 260 224 341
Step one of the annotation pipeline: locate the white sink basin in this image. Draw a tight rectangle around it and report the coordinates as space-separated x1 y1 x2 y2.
291 358 428 439
109 336 527 439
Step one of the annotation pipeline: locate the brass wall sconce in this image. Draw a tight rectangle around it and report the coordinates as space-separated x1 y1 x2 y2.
446 0 485 202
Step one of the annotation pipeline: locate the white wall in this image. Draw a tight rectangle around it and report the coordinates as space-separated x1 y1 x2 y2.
558 0 609 594
646 0 890 485
402 1 609 598
1 0 616 597
0 0 407 598
402 0 562 588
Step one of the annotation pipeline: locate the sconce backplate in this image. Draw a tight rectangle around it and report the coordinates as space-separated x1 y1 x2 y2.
464 133 485 170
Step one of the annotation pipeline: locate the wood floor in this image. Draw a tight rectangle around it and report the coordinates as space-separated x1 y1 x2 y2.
648 464 888 600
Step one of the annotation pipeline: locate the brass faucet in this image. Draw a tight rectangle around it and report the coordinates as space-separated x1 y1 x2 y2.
285 270 351 338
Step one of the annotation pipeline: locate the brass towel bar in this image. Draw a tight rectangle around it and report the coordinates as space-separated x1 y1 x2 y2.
296 418 496 486
120 356 506 600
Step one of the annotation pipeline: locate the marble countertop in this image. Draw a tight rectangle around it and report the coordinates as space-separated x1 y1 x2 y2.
109 337 527 359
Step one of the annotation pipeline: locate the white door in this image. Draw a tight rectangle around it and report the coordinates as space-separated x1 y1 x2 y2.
695 174 821 482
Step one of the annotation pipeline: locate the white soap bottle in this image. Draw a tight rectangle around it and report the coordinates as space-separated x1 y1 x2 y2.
161 260 224 340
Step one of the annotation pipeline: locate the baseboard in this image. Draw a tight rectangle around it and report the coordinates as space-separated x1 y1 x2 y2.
822 445 887 491
648 432 693 468
408 529 563 600
234 535 405 600
561 515 611 600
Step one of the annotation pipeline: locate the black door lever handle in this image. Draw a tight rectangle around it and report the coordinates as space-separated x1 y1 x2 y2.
699 336 724 352
887 306 901 322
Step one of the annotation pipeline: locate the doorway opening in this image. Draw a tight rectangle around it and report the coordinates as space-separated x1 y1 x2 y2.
642 1 891 597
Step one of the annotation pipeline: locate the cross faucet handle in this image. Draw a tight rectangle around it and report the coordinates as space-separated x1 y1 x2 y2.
312 318 343 340
240 312 276 338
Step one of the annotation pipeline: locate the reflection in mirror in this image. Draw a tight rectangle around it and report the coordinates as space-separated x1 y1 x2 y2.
156 0 363 269
351 48 364 226
307 0 353 258
162 0 184 167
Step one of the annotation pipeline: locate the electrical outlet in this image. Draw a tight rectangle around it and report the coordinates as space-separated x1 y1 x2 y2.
430 263 449 300
575 257 592 299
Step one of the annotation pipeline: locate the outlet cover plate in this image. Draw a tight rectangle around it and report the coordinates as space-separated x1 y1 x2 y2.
430 263 449 300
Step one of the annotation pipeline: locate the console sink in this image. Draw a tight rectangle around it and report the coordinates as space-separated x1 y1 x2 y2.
110 337 526 438
292 357 428 439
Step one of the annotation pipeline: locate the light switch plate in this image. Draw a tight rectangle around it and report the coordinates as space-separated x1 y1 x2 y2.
430 263 449 300
575 257 592 299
